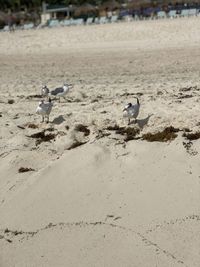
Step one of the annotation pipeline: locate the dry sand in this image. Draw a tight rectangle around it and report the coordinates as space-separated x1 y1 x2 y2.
0 18 200 266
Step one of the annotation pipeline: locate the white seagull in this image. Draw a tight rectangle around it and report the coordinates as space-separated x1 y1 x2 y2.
36 98 53 123
41 85 50 97
123 97 140 125
50 83 73 102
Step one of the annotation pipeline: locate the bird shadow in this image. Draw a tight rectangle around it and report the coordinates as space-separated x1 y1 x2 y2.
52 115 65 125
129 114 153 129
136 114 153 129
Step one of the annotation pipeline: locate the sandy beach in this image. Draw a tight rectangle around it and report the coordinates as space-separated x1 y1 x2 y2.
0 17 200 266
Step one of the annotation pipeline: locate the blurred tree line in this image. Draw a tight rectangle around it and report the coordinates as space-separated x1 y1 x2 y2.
0 0 118 11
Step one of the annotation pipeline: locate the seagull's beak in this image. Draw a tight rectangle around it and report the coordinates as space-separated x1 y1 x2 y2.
123 108 126 112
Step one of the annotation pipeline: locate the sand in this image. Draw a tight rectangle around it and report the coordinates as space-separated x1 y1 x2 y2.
0 17 200 267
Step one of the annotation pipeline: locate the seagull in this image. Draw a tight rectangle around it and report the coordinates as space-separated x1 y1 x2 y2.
36 98 53 123
41 85 49 97
123 97 140 125
50 83 73 102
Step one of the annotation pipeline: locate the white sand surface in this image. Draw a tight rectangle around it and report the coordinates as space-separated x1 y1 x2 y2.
0 18 200 267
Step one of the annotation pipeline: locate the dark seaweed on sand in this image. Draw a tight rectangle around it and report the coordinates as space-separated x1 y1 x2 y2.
75 124 90 136
96 130 111 139
142 126 179 142
183 132 200 141
106 125 121 131
116 127 140 142
27 130 56 145
26 123 39 129
106 125 140 141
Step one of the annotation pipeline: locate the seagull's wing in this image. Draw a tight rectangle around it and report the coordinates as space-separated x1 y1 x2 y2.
128 105 137 116
130 104 140 118
50 87 64 96
36 105 41 113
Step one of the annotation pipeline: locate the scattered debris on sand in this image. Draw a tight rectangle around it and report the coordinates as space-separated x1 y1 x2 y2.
177 93 193 99
45 127 55 132
179 85 198 92
17 123 40 130
26 94 43 99
8 99 15 104
17 125 26 130
183 141 198 156
18 167 35 173
120 92 143 97
65 125 70 130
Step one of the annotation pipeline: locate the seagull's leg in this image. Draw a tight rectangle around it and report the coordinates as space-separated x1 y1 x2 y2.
128 118 130 125
46 116 49 123
41 116 44 123
59 97 61 103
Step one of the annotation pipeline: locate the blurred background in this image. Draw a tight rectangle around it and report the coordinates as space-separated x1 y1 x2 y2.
0 0 200 30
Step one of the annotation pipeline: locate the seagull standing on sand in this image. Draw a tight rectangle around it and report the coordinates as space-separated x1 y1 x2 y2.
36 98 53 123
50 83 73 102
123 97 140 125
41 85 50 97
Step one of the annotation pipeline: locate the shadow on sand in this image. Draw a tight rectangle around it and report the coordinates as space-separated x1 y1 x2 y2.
52 115 65 125
129 114 153 129
136 114 153 129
